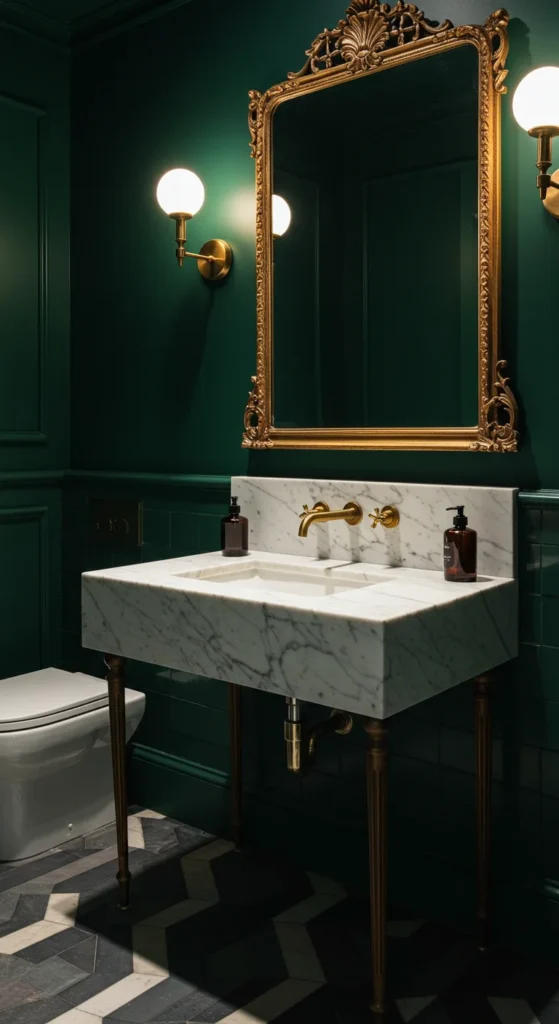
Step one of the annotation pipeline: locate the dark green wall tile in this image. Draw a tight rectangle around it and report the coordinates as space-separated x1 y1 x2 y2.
198 514 223 552
439 727 503 782
168 671 229 710
542 703 559 753
129 753 229 838
427 682 473 728
520 543 541 595
542 510 559 547
542 546 559 597
519 507 542 544
142 510 170 547
170 513 201 555
134 689 229 772
519 745 542 793
541 646 559 701
543 596 559 648
521 594 542 645
126 658 171 692
515 644 542 699
542 750 559 799
390 714 439 764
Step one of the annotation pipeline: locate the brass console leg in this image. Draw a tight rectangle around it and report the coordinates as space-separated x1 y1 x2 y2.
364 719 389 1017
475 674 492 951
105 654 131 910
228 683 243 849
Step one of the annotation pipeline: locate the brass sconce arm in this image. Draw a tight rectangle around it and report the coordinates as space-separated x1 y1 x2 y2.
168 213 232 279
529 128 559 201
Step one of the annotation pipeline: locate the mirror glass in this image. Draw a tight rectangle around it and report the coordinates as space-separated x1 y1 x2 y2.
272 45 479 430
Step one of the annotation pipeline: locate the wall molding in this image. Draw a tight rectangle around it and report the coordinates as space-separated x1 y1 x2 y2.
130 741 229 790
0 92 48 446
2 470 558 507
0 0 193 47
0 505 50 662
0 470 64 489
518 491 559 507
66 470 231 490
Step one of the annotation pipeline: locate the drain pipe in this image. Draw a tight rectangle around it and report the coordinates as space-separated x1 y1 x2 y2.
284 698 303 773
284 697 353 775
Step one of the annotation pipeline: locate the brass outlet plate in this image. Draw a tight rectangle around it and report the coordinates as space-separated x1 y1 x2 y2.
89 498 142 547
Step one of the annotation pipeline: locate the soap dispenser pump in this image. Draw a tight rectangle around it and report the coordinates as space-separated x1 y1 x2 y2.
221 496 249 557
444 506 477 582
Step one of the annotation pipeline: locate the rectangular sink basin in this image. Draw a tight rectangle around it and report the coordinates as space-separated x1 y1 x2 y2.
82 549 517 720
174 561 385 597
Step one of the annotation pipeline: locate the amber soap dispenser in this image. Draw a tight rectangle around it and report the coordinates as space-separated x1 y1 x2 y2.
444 506 477 582
221 496 248 557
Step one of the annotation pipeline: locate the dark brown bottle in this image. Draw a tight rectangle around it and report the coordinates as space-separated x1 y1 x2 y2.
221 496 249 557
444 506 477 582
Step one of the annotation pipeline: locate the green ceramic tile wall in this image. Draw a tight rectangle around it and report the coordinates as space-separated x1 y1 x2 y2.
61 482 559 959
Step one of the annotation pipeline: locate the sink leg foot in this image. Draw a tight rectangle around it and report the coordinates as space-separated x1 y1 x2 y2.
475 673 492 951
105 654 131 910
229 683 243 849
364 718 389 1016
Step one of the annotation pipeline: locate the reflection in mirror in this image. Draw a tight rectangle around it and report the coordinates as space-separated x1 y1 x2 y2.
272 45 479 430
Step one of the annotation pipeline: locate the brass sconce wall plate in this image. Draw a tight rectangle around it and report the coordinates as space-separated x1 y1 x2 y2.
197 239 233 281
242 1 519 453
543 170 559 218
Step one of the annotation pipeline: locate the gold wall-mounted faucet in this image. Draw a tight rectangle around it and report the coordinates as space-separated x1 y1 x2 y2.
298 500 362 538
368 505 400 529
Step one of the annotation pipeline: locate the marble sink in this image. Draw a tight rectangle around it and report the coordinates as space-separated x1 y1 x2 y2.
82 546 517 721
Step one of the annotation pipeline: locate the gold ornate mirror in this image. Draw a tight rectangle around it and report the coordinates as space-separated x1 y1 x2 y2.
242 1 519 452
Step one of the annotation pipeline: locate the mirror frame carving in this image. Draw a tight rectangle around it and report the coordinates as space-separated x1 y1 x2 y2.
242 1 519 452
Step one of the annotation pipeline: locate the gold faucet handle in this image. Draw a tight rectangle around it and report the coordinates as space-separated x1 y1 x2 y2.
368 505 400 530
299 501 329 518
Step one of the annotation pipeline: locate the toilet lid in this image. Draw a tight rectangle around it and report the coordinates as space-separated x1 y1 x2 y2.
0 668 109 731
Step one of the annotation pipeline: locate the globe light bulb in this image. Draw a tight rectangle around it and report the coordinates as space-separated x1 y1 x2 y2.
272 194 291 238
513 67 559 133
156 168 205 217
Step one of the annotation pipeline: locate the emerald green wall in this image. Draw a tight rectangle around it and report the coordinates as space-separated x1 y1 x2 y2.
72 0 559 489
0 19 69 676
65 0 559 959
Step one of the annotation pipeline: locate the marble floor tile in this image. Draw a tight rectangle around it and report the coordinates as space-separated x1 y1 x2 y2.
58 936 97 973
0 951 31 985
0 809 556 1024
25 956 88 998
17 926 91 964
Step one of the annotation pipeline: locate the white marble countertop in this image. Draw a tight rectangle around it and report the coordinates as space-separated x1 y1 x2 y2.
82 549 517 719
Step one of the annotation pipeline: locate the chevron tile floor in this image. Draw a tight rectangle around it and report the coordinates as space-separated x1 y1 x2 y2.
0 810 556 1023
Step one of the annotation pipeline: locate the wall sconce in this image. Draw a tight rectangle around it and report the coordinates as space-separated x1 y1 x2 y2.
272 194 291 238
156 168 232 280
513 67 559 217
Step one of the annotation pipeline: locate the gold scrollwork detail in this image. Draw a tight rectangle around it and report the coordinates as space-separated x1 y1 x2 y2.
289 0 453 79
470 361 519 452
248 90 263 158
243 3 519 452
484 8 510 93
242 375 272 448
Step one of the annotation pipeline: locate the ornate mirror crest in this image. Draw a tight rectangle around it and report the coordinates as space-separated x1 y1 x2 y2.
243 1 519 452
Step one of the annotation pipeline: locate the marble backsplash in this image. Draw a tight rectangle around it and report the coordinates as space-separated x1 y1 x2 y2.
232 477 517 579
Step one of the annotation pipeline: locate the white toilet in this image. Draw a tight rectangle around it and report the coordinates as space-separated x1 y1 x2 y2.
0 667 145 861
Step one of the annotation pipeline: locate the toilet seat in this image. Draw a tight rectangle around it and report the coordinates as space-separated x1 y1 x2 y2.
0 667 110 732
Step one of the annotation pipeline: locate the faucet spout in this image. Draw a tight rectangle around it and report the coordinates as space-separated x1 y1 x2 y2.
298 501 362 537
